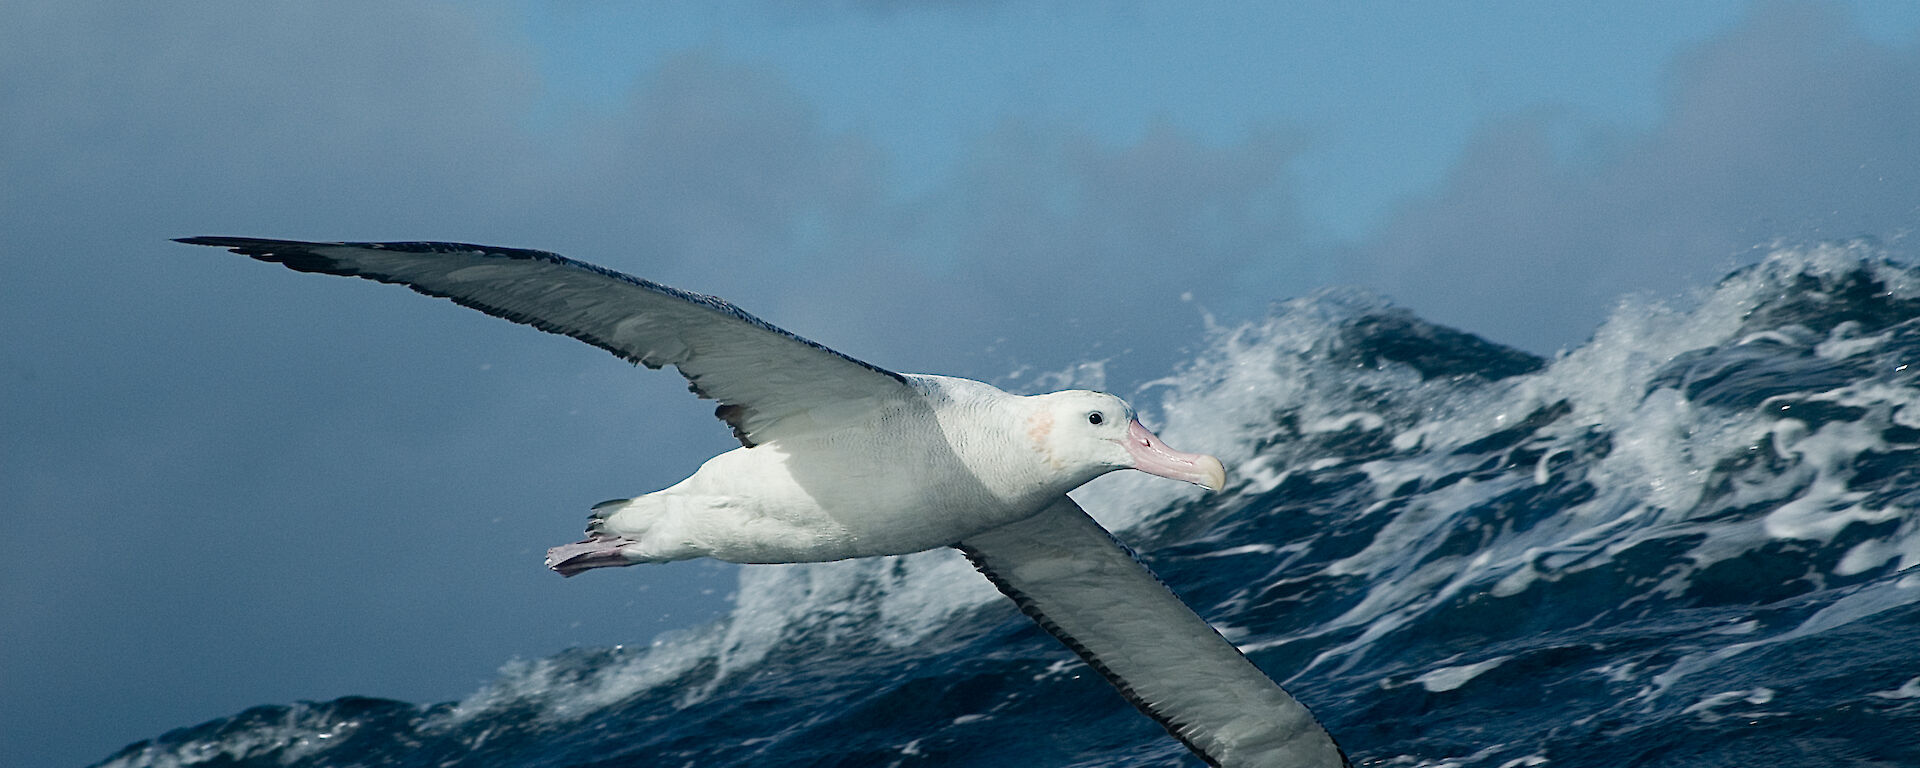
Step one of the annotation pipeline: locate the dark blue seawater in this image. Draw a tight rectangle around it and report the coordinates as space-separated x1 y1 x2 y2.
100 245 1920 767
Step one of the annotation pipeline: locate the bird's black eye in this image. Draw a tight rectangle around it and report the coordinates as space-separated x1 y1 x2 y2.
1087 412 1104 425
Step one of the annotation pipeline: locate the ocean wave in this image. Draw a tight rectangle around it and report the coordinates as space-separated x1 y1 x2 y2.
100 242 1920 767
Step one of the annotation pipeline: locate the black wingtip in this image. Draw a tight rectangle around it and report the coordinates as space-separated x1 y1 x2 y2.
175 235 260 246
173 236 354 274
174 236 307 252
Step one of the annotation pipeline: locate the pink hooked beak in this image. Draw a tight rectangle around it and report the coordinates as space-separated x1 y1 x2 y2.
1123 419 1227 491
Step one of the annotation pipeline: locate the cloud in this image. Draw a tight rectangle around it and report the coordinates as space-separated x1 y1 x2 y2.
1342 1 1920 353
536 54 1312 387
890 119 1309 383
0 1 544 233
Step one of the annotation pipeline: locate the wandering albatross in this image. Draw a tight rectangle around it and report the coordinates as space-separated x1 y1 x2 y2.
177 236 1348 768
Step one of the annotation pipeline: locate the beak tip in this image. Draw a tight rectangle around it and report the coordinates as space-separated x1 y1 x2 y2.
1198 455 1227 492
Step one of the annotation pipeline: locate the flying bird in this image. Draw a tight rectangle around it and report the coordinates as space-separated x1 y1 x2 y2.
177 236 1348 767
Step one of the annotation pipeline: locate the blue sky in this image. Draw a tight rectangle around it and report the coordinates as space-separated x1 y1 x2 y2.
520 1 1916 239
4 2 1919 765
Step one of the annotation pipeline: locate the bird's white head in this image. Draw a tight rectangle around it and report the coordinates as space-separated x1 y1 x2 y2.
1027 390 1227 492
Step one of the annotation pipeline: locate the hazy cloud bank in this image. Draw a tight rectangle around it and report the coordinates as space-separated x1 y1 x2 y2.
1344 2 1920 352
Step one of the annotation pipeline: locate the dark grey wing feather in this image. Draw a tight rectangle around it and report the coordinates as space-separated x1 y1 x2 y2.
957 497 1348 768
178 237 909 446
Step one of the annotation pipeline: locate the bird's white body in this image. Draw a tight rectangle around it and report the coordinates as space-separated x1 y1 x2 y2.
579 375 1170 565
179 236 1342 768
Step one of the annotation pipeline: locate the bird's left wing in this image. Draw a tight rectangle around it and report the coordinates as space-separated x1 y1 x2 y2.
956 497 1347 768
177 237 911 446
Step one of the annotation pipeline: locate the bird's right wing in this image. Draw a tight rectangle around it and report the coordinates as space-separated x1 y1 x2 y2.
956 497 1347 768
